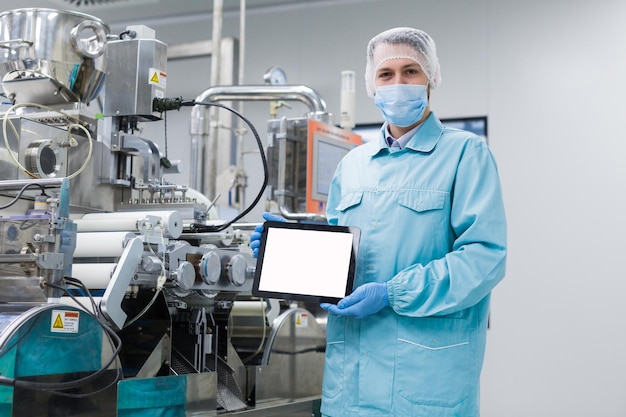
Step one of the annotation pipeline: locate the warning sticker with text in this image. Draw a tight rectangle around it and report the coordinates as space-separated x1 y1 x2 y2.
149 68 167 88
295 312 308 328
51 310 80 333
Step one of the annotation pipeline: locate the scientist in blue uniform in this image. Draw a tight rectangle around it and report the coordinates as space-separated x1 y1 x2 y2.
252 27 506 417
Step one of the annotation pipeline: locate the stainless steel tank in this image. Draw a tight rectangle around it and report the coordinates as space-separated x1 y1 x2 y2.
0 8 110 104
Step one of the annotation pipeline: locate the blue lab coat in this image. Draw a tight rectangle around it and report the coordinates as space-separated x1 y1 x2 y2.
321 113 507 417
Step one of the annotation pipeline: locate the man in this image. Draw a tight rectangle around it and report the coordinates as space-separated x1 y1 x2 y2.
253 27 506 417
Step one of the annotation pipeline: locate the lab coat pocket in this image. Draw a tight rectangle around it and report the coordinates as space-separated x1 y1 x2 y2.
335 191 363 212
396 316 471 408
322 314 346 399
396 190 449 243
397 190 446 213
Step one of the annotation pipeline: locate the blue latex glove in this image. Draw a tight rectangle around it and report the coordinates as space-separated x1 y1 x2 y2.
250 212 287 258
321 282 389 319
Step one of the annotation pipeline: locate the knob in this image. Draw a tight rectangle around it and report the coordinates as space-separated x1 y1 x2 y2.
200 251 221 285
175 261 196 290
227 254 249 286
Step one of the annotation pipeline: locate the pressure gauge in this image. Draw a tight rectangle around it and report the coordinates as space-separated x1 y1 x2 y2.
263 66 287 85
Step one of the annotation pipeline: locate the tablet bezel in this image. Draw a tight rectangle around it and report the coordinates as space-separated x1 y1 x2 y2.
252 221 360 303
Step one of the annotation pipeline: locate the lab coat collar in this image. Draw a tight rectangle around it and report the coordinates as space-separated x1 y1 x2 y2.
367 112 444 157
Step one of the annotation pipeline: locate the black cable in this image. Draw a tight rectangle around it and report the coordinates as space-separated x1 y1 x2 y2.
155 98 269 233
0 280 123 395
64 276 99 314
46 366 122 399
0 183 47 210
118 29 136 40
160 110 172 169
53 277 124 398
19 281 122 391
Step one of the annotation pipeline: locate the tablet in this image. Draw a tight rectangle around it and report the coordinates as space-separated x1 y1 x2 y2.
252 221 360 303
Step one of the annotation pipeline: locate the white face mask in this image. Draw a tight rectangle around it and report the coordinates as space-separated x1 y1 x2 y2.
374 84 428 127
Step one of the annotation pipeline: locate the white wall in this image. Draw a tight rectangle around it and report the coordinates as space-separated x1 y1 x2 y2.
484 0 626 415
107 0 626 415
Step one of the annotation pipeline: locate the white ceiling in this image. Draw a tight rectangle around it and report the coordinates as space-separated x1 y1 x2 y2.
0 0 338 25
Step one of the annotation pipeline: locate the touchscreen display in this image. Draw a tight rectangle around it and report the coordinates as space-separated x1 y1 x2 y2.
252 221 360 303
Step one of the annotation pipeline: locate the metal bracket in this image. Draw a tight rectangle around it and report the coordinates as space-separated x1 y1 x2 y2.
100 237 143 330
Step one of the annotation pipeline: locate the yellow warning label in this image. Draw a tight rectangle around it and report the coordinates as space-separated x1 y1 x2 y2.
148 68 167 88
51 309 80 333
295 312 308 327
53 314 64 329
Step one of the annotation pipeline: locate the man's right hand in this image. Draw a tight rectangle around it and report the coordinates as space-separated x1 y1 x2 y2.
249 212 287 258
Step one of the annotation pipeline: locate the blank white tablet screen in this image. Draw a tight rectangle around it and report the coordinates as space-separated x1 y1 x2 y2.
257 227 354 298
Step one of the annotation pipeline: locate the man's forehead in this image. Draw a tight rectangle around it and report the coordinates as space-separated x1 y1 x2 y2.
372 43 419 65
375 58 422 73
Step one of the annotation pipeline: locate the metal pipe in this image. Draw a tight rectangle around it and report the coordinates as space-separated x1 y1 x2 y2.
0 178 64 190
189 84 328 193
204 0 224 201
237 0 246 211
192 85 327 127
278 205 326 222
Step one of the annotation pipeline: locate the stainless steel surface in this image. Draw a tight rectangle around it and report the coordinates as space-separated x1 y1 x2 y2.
227 396 320 417
256 308 325 402
0 177 63 190
0 8 332 415
166 243 256 293
186 372 218 416
0 184 76 302
0 107 122 212
136 334 171 379
0 117 71 181
183 37 239 195
266 116 349 221
0 276 46 303
103 36 167 120
192 86 327 134
0 8 110 104
278 201 327 222
227 253 251 286
266 117 308 215
189 84 327 195
100 236 143 329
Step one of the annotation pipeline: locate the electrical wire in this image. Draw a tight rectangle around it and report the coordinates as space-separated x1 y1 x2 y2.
0 279 123 397
177 100 268 233
2 102 94 179
0 182 47 210
64 276 99 313
123 225 168 329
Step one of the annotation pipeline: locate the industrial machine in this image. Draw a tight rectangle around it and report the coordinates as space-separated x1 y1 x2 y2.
0 7 358 417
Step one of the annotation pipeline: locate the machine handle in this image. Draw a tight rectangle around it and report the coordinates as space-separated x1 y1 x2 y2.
70 20 108 59
0 39 33 49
